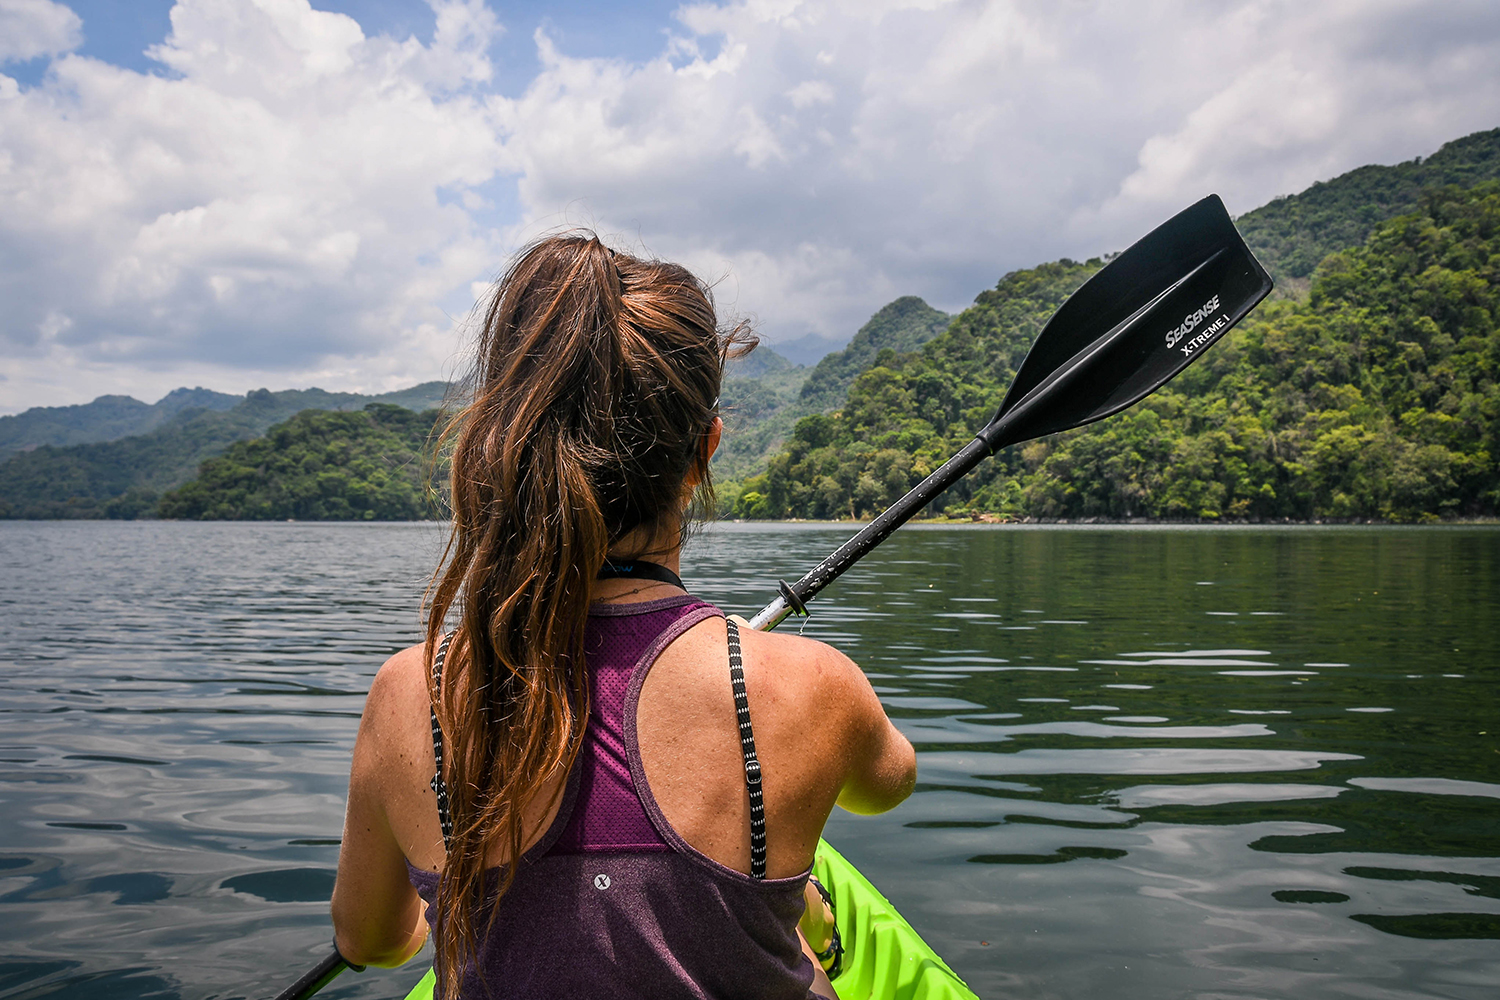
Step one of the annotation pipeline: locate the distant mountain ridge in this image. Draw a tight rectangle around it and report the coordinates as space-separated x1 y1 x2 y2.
0 382 450 461
713 297 951 478
0 383 449 519
0 387 240 461
1238 127 1500 288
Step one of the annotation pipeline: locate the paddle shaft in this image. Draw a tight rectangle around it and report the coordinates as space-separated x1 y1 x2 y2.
746 206 1268 631
746 350 1088 633
271 948 354 1000
747 434 996 630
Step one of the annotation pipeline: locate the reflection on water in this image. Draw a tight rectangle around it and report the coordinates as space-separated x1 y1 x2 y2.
1 521 1497 999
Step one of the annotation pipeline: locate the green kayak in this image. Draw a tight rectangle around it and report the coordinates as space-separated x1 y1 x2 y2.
399 839 977 1000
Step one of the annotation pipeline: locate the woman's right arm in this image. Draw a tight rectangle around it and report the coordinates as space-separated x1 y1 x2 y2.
331 648 432 967
818 643 917 815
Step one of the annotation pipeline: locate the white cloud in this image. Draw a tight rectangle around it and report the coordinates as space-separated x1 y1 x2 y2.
497 0 1500 347
2 0 1500 411
0 0 81 64
0 0 507 409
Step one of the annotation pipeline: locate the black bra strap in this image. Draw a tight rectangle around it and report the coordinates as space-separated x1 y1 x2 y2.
429 632 454 849
725 618 767 880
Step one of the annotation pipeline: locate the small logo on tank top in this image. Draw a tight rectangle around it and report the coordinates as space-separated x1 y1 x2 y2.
593 874 611 890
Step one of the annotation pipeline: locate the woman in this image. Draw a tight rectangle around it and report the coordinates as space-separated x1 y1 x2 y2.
330 234 917 999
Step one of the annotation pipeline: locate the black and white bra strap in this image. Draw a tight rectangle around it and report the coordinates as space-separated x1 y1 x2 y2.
725 617 767 880
429 631 454 849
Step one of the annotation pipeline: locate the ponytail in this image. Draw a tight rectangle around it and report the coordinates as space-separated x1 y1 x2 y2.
425 234 750 995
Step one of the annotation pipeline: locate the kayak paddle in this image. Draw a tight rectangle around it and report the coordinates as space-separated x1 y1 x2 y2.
270 944 361 1000
747 193 1271 630
269 192 1269 1000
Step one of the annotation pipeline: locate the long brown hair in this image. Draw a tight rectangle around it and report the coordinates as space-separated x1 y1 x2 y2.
425 233 749 994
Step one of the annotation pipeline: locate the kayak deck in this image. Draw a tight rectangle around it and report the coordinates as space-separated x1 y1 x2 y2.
399 839 977 1000
811 840 977 1000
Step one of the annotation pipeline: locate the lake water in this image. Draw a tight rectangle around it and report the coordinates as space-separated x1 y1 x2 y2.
1 520 1497 1000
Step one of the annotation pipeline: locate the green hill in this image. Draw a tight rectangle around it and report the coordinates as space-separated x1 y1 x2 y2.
712 298 951 480
0 383 448 519
1238 127 1500 289
157 405 442 521
0 386 240 461
736 182 1499 523
798 297 953 411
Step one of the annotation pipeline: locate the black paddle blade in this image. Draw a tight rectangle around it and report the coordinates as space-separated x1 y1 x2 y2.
980 195 1272 450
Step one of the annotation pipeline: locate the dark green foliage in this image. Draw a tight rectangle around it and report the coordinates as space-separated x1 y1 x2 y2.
741 183 1500 523
0 386 240 461
1239 127 1500 286
798 296 952 410
156 405 443 521
712 298 950 484
0 383 452 518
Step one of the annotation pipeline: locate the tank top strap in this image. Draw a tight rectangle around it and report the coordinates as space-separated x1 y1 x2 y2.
429 631 454 849
425 601 772 875
725 617 768 879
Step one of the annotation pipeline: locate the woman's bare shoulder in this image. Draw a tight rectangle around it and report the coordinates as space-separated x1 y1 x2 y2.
371 642 431 698
735 626 879 719
356 643 434 750
738 626 857 676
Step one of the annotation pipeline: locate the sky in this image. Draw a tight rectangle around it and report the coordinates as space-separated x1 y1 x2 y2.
1 0 1498 413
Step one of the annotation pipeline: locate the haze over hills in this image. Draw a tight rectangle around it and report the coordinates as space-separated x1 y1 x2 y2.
765 333 851 368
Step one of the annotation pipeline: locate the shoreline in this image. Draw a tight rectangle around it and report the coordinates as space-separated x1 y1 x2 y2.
4 515 1499 526
728 515 1500 527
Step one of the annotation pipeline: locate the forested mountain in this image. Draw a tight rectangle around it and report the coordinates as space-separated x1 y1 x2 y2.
0 383 448 518
0 386 240 461
10 129 1498 522
713 298 951 478
157 405 442 521
733 182 1499 522
798 297 952 411
1238 127 1500 289
0 381 449 459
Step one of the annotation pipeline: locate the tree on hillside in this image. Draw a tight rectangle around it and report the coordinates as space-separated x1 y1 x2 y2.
157 405 444 520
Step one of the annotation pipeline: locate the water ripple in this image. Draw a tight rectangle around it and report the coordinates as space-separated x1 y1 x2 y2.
2 520 1497 1000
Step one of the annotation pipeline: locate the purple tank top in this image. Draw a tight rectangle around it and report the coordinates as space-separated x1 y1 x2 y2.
406 595 816 999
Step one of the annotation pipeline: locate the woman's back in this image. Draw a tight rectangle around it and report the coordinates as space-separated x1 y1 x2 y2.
347 586 914 997
329 234 915 997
